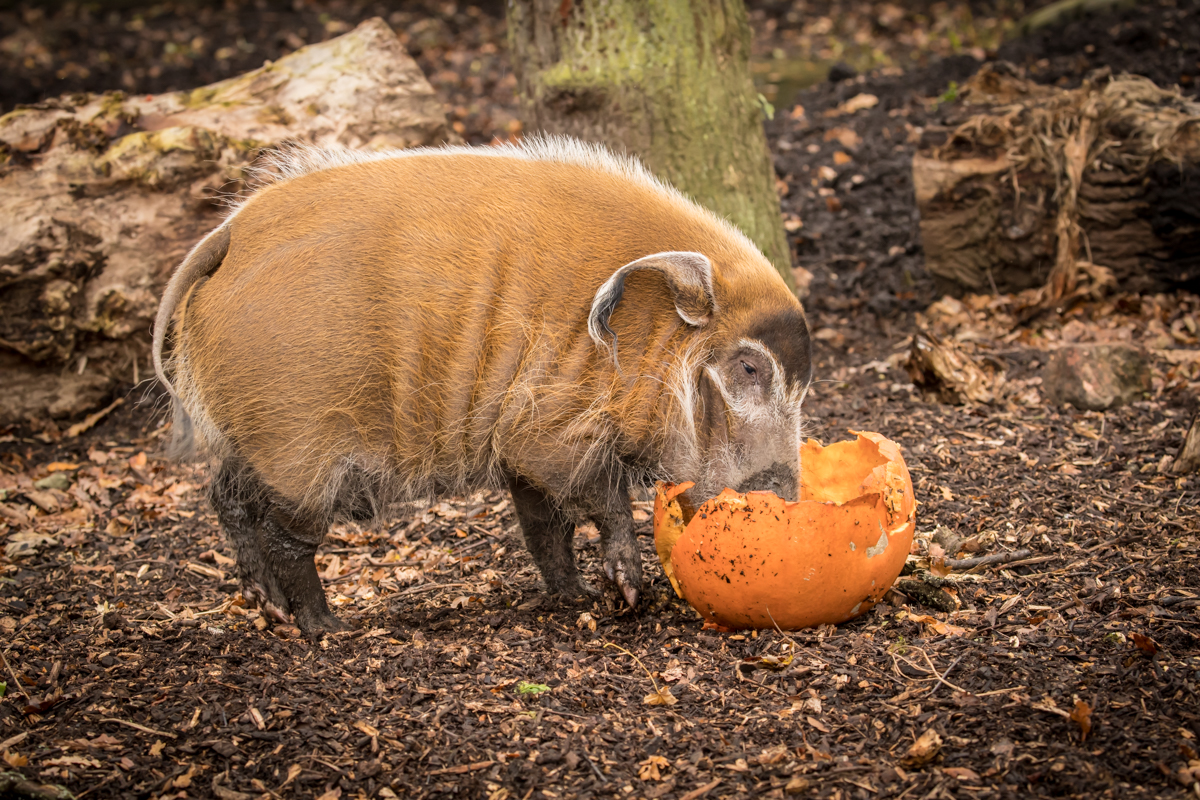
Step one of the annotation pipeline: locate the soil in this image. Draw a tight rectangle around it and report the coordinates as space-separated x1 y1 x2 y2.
2 3 1200 800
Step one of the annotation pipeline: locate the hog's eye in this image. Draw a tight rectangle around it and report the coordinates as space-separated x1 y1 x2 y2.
741 361 757 379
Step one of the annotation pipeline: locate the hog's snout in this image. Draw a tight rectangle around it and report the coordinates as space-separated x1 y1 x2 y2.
736 462 799 501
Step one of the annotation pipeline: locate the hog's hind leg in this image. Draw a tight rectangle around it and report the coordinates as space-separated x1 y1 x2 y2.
258 502 348 636
507 475 597 601
210 459 347 636
210 459 290 624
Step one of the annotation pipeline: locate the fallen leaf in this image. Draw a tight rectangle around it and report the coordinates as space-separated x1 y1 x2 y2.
173 764 199 788
944 766 980 781
3 750 28 768
43 755 102 768
516 681 549 695
638 754 670 781
824 126 862 149
5 531 57 559
643 687 677 706
740 651 794 671
1070 699 1093 741
1131 633 1159 656
785 776 811 794
186 562 225 581
281 763 303 788
900 729 942 767
909 614 968 636
752 745 786 767
149 740 166 758
806 716 830 733
827 93 879 116
833 151 852 165
576 612 597 632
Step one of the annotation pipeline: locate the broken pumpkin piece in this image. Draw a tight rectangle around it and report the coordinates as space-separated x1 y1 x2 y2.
654 431 915 631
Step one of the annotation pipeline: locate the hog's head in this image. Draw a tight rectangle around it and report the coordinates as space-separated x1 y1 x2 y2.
589 250 813 502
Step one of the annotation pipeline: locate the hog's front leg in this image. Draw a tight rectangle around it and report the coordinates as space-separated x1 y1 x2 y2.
589 480 643 609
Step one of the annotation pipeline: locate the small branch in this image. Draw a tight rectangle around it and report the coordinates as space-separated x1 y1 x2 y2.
99 717 177 739
947 549 1033 571
0 650 30 704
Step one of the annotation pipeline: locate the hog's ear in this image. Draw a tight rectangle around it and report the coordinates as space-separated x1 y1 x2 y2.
587 251 716 353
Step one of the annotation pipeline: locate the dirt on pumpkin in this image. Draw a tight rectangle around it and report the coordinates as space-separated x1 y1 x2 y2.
2 2 1199 799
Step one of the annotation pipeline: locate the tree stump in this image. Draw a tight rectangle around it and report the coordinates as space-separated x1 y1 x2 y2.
0 18 453 426
507 0 793 288
913 63 1200 300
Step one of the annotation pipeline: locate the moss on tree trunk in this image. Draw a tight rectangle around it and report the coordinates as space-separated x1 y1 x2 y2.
508 0 793 289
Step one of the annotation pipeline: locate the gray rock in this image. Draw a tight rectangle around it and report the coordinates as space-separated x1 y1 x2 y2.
1043 344 1150 411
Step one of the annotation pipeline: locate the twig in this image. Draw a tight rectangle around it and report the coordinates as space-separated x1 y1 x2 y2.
581 749 606 783
0 650 30 704
603 642 662 695
975 685 1027 698
679 779 722 800
925 653 966 697
947 549 1033 571
996 555 1057 571
99 717 177 739
918 649 971 694
65 397 125 438
396 582 470 597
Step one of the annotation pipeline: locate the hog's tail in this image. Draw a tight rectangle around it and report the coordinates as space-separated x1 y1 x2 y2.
152 222 232 457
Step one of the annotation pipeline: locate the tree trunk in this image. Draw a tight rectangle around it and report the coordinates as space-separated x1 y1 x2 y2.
913 64 1200 300
0 18 453 426
507 0 793 289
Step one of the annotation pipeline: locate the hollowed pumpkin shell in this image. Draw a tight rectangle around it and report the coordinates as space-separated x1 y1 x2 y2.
653 431 915 631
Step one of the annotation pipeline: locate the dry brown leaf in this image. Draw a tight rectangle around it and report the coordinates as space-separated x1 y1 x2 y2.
638 754 670 781
643 688 677 706
906 331 996 404
2 750 29 768
1070 699 1093 741
824 126 862 149
833 151 852 165
944 766 981 781
1130 633 1159 656
826 93 879 116
281 763 303 788
900 729 943 767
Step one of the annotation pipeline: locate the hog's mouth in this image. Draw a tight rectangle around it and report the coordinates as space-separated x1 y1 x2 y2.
735 462 799 502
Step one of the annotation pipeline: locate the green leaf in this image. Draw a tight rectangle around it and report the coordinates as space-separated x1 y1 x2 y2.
0 681 6 698
757 93 775 121
516 681 550 695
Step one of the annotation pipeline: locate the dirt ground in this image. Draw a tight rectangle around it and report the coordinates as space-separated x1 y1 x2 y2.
2 2 1199 799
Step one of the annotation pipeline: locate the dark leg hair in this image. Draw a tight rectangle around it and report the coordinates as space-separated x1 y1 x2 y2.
209 458 346 635
507 474 596 599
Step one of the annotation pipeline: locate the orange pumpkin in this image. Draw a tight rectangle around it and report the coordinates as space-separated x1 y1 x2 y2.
653 431 915 630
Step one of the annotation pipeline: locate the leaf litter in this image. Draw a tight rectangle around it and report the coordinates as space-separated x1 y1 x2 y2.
2 1 1200 799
